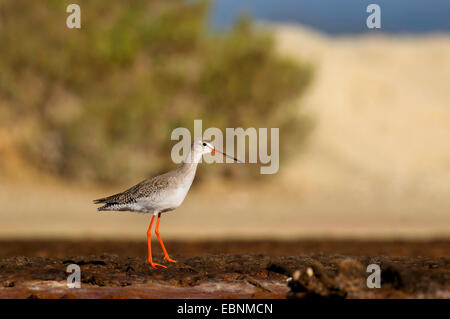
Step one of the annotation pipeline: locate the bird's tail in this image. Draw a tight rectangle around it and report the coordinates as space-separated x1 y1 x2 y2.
93 193 118 204
93 198 106 204
93 196 115 211
97 204 112 211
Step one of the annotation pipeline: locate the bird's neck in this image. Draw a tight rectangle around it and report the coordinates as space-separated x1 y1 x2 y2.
178 147 201 176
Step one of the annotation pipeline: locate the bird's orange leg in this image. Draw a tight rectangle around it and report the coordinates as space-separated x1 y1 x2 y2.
155 213 176 263
147 215 167 269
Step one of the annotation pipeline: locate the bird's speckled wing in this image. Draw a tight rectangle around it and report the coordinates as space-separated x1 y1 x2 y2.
93 174 172 209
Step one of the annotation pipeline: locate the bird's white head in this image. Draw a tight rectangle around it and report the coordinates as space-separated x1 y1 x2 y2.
191 139 242 162
193 139 215 155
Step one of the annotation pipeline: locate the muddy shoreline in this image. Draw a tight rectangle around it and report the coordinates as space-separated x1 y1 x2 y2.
0 240 448 298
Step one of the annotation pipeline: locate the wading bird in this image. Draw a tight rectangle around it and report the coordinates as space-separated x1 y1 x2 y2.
94 139 241 269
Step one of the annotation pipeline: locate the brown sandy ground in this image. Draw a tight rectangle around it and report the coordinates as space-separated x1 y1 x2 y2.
0 240 449 298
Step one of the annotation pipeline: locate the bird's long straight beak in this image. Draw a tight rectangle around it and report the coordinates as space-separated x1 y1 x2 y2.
211 149 243 163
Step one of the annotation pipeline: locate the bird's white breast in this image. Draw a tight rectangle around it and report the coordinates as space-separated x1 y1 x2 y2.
161 184 191 208
136 183 192 213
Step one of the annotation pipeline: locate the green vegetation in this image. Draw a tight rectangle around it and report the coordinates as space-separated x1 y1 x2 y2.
0 0 313 185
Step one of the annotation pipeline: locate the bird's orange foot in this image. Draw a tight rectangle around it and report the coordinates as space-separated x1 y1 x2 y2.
164 256 176 263
148 260 167 269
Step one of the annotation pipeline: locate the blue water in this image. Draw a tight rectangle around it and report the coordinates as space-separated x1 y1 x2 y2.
210 0 450 34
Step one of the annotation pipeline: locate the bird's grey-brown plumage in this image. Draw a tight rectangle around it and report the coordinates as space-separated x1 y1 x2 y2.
94 154 198 213
94 175 170 211
94 139 240 215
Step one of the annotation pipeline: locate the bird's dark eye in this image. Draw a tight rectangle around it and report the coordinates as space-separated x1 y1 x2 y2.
202 143 207 146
